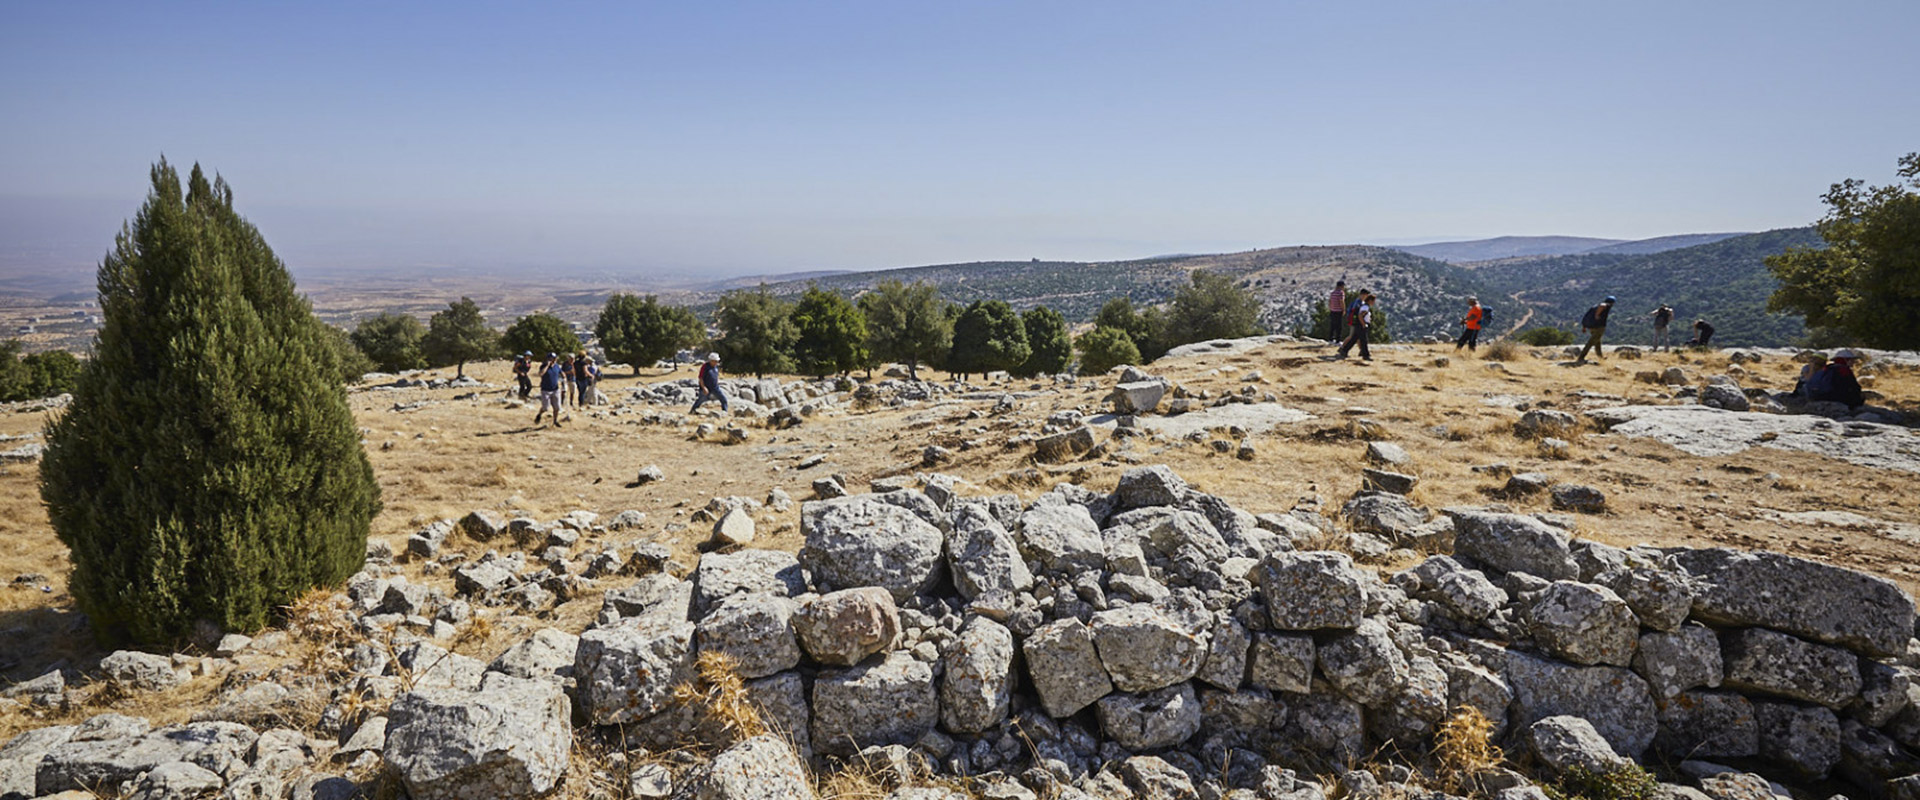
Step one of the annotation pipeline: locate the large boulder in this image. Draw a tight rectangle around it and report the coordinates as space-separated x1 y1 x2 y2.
793 587 900 667
383 673 571 800
1525 581 1638 666
1633 624 1723 699
487 628 579 683
811 653 938 756
2 725 75 798
1018 502 1106 574
946 506 1034 599
35 723 259 796
1108 381 1168 414
1095 684 1203 750
1528 716 1631 778
1670 548 1915 657
679 734 814 800
939 616 1015 734
1249 633 1316 694
1652 690 1756 759
1115 465 1190 509
1257 551 1368 630
600 574 694 625
1318 619 1410 706
1035 425 1102 462
1341 492 1429 540
1089 604 1206 693
697 594 801 679
1451 511 1578 580
1754 701 1841 778
573 617 697 724
692 550 806 615
1505 652 1657 758
99 650 188 692
1023 618 1114 718
800 497 946 600
1720 627 1862 708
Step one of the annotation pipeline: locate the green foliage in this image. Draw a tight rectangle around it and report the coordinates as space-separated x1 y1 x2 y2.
1305 299 1335 340
596 293 704 374
1016 306 1072 377
421 297 500 377
858 280 952 380
350 312 426 373
1369 308 1393 344
947 300 1031 378
0 343 78 400
1516 327 1575 346
322 326 374 384
1767 152 1920 349
1093 297 1171 361
714 285 797 379
0 341 29 399
1076 326 1142 375
40 160 380 644
1543 764 1661 800
790 286 868 378
1166 270 1264 346
502 312 581 360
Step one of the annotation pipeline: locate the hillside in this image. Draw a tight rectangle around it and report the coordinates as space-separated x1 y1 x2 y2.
1581 232 1746 255
1474 227 1824 347
1389 235 1625 262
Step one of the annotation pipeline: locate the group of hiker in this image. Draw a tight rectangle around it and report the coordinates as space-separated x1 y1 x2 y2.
513 351 604 428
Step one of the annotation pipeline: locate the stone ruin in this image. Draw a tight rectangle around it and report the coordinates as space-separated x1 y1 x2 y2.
7 464 1920 800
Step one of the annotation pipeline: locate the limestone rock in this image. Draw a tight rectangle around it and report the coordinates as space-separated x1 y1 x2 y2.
679 734 814 800
1249 633 1315 695
1318 619 1409 706
487 628 579 683
1451 511 1579 580
1505 652 1657 758
697 594 801 679
1754 701 1840 778
692 549 806 615
711 508 756 547
573 617 697 724
1109 381 1168 415
1023 618 1114 718
1017 502 1106 574
99 650 188 692
1720 627 1862 708
1671 548 1915 657
1095 684 1202 750
1652 691 1756 759
946 505 1034 600
1090 604 1206 693
1529 715 1631 778
811 653 938 756
1115 465 1190 509
793 587 900 667
800 496 946 600
1257 551 1368 630
939 616 1015 734
1525 581 1638 666
1633 625 1723 699
383 673 570 800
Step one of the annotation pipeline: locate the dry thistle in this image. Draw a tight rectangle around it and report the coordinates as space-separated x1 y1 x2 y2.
671 650 768 747
1432 706 1503 793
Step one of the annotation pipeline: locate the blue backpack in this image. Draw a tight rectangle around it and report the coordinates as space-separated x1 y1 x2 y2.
1805 367 1836 398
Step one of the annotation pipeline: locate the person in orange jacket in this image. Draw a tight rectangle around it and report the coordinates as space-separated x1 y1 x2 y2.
1455 297 1485 351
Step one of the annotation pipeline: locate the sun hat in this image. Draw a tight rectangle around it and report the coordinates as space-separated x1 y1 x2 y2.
1604 296 1616 303
707 353 720 362
1834 348 1860 361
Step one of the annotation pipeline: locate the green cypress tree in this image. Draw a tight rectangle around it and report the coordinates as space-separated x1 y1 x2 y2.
421 297 500 377
1015 306 1072 377
713 285 797 379
595 294 704 374
947 300 1030 380
858 280 951 380
790 286 868 378
1076 326 1142 375
39 160 382 644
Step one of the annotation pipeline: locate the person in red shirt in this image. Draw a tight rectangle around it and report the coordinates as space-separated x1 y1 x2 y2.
1326 280 1347 343
1455 298 1485 351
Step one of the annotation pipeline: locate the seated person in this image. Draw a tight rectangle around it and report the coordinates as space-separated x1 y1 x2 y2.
1806 349 1866 409
1792 355 1828 397
1687 319 1715 347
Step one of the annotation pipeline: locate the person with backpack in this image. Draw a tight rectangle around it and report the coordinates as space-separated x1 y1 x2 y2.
511 351 533 398
1649 305 1674 351
692 352 729 412
1455 297 1485 351
1327 280 1347 343
1576 296 1615 362
532 353 568 428
575 352 599 407
1335 291 1374 361
1806 349 1865 409
1687 319 1715 348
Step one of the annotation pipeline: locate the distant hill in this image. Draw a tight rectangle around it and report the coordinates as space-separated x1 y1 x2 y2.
1580 232 1747 256
1390 236 1625 262
1472 227 1824 348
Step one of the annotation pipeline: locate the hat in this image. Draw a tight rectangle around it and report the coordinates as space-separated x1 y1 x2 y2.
523 351 532 357
1468 296 1479 303
547 352 557 358
707 352 721 362
1335 280 1345 287
1604 296 1616 303
1834 348 1860 361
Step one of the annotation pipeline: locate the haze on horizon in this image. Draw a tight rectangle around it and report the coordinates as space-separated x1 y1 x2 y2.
2 1 1916 283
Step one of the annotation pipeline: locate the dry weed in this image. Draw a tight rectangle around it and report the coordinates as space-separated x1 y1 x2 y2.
1431 706 1504 794
671 651 768 747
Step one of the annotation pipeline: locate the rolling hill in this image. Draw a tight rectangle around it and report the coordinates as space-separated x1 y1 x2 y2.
1392 232 1751 263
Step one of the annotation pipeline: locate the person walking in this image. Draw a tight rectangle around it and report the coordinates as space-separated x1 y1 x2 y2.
1576 296 1615 362
532 353 568 428
511 351 533 399
692 352 729 412
1688 319 1715 348
1326 280 1347 343
1335 291 1374 361
1650 305 1674 351
575 352 598 407
1455 297 1485 351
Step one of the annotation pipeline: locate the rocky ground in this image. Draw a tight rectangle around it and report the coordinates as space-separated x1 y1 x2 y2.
6 337 1920 799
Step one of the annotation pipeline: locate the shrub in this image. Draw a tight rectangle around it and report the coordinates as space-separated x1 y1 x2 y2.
1516 327 1575 346
41 161 381 644
1481 339 1522 361
350 312 427 373
1076 326 1141 375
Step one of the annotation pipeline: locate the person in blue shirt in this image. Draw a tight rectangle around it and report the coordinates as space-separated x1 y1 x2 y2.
533 353 569 428
692 352 728 412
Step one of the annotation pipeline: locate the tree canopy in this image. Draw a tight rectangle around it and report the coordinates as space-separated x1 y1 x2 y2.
859 280 952 380
1166 270 1263 346
713 285 797 379
40 160 380 643
790 286 869 378
1016 306 1072 377
1093 296 1171 362
421 297 500 377
502 312 581 360
350 312 427 373
596 293 704 374
1076 326 1142 375
1767 152 1920 349
947 299 1030 379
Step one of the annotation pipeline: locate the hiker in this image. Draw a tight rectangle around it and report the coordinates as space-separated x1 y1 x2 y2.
532 353 569 427
1327 280 1347 343
1335 291 1373 361
511 351 533 398
559 354 576 407
1688 319 1715 348
1792 355 1828 398
1650 305 1674 351
1806 349 1866 409
1576 296 1615 362
1455 297 1485 351
575 352 598 407
692 352 729 412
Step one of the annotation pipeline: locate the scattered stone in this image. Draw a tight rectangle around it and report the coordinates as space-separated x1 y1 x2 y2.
1529 715 1631 778
1548 484 1607 513
1361 468 1418 495
636 465 666 485
383 673 571 800
678 734 814 800
711 508 756 547
99 650 188 692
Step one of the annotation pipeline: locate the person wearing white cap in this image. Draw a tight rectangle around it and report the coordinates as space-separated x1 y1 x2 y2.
1806 349 1866 409
692 352 729 413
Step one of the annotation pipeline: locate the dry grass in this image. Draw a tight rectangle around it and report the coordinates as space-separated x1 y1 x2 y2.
1431 706 1504 794
671 651 768 747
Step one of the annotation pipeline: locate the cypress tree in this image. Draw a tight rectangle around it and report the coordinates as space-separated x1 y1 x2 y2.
40 160 381 644
1015 306 1072 377
947 300 1030 380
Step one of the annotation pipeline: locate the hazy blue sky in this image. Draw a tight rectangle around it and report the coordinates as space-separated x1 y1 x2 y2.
3 1 1915 280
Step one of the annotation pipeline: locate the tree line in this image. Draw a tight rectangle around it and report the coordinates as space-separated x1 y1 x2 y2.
338 269 1266 382
0 341 81 401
